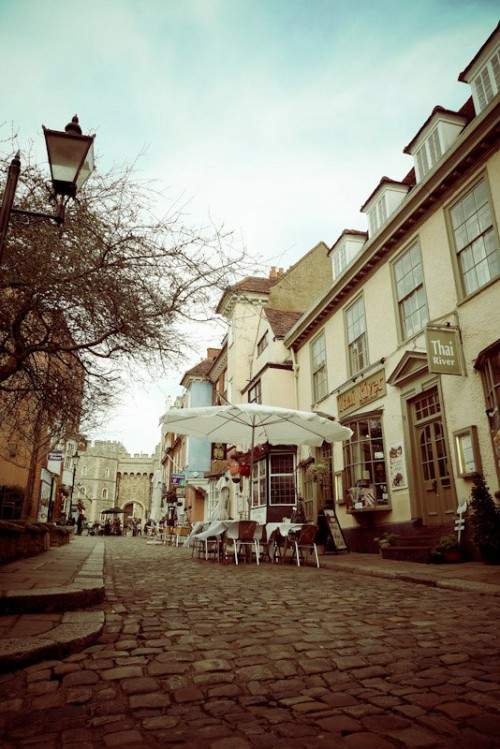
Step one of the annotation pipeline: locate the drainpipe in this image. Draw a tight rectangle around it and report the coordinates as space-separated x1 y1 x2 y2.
291 347 300 410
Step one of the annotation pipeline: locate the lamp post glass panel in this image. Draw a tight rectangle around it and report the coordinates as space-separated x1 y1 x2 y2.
43 116 95 198
0 115 95 262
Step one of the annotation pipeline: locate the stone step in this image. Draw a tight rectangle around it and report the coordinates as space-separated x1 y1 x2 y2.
381 546 432 563
0 610 105 671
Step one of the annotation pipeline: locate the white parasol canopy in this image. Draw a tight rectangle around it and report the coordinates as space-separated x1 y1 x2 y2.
163 403 352 517
163 403 352 447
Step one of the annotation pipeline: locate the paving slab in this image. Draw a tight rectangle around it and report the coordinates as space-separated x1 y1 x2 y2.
0 537 105 614
320 553 500 596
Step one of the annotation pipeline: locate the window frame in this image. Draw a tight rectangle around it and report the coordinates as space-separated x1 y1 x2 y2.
257 331 269 357
391 238 429 342
453 426 482 478
341 412 390 512
310 330 328 404
445 172 500 302
248 380 262 404
251 458 267 508
268 452 296 506
344 294 369 376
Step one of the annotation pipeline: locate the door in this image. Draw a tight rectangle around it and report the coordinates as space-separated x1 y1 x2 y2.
411 387 455 525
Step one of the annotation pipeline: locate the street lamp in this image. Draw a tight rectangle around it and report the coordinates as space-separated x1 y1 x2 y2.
68 451 81 520
0 115 95 264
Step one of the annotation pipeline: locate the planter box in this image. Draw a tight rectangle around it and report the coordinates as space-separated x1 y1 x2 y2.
0 522 50 564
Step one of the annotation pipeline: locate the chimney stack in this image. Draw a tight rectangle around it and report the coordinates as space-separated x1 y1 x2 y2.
269 266 278 281
207 348 219 360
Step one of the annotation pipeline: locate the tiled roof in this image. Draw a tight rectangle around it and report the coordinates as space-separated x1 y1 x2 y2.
180 350 221 386
232 277 275 293
264 307 303 338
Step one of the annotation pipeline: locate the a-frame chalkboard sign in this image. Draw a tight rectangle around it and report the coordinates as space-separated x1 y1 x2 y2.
322 508 348 552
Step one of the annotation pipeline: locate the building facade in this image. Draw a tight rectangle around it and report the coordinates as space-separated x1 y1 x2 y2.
73 440 156 523
284 25 500 550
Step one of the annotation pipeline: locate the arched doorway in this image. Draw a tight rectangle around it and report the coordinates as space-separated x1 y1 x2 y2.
122 501 145 521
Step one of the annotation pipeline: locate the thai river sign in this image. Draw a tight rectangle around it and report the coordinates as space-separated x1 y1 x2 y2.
425 326 463 376
337 369 386 418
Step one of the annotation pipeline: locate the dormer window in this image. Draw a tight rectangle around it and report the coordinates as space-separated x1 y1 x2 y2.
458 25 500 114
414 128 442 180
329 230 367 280
473 50 500 111
404 108 466 184
361 179 409 237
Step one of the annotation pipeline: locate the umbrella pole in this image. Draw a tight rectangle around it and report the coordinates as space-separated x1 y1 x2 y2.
248 418 255 520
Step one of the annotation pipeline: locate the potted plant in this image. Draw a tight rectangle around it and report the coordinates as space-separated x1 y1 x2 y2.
469 473 500 564
434 533 463 563
306 461 329 482
374 532 397 552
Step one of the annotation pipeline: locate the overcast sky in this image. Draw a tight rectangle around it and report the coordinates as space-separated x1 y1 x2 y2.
1 0 497 454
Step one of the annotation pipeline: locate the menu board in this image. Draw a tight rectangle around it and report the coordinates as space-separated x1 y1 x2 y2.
324 509 348 552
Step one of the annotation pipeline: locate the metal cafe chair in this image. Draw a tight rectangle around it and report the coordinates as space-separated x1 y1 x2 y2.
283 524 320 568
230 520 259 565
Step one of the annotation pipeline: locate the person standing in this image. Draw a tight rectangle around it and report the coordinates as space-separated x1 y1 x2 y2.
76 511 84 535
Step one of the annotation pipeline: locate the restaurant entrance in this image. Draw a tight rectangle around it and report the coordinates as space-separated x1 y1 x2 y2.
409 386 456 525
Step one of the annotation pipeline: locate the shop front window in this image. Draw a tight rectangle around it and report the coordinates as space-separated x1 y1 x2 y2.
342 415 390 511
475 341 500 479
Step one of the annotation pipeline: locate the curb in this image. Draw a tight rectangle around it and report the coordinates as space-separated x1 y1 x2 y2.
0 541 105 615
0 611 105 671
321 560 500 597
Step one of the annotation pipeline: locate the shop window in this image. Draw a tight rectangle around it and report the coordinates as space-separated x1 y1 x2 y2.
475 342 500 479
450 179 500 297
342 415 390 512
453 426 482 478
346 296 368 375
310 331 328 402
393 241 429 339
269 453 295 505
248 380 262 404
251 459 267 507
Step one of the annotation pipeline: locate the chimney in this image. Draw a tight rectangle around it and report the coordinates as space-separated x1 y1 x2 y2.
278 267 285 278
269 266 278 281
207 348 219 360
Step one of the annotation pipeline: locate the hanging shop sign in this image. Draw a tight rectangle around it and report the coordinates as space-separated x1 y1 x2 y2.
171 473 185 486
337 369 386 418
425 326 463 376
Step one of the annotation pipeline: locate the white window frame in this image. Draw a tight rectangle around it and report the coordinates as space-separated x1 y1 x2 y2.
393 241 429 340
345 296 369 376
310 331 328 403
251 458 267 507
268 452 296 506
449 177 500 297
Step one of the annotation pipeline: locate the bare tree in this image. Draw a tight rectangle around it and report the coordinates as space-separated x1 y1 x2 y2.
0 148 245 437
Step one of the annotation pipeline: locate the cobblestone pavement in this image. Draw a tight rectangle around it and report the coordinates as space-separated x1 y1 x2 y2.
1 538 500 749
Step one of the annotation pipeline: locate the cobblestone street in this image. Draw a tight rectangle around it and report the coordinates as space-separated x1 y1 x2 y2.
1 538 500 749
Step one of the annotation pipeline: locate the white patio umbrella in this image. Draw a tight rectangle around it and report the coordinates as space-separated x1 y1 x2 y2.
163 403 352 518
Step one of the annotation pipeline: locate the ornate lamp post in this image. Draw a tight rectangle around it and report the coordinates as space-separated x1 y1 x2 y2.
0 115 95 264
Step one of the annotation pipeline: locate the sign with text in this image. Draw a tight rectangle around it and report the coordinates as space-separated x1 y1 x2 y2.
337 370 386 418
425 327 463 376
171 473 185 486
